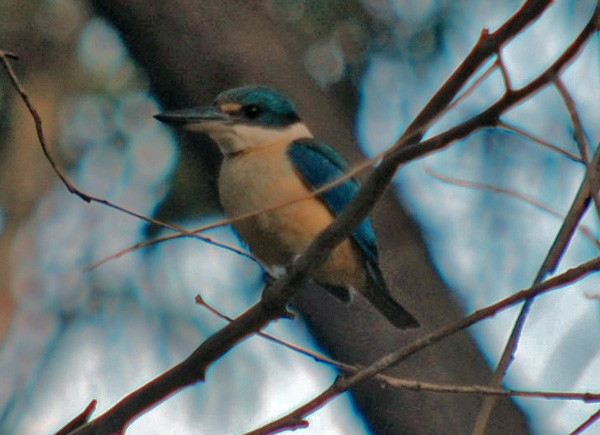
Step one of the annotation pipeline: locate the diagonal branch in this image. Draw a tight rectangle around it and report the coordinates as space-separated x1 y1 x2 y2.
570 407 600 435
196 293 600 405
554 76 600 219
402 0 553 139
243 257 600 435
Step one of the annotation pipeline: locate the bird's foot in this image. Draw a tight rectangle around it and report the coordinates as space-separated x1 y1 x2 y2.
261 272 296 320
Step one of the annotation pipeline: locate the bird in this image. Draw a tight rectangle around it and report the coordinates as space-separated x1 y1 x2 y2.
155 85 419 329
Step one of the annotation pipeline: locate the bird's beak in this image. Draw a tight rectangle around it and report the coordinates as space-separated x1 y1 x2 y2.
154 106 231 127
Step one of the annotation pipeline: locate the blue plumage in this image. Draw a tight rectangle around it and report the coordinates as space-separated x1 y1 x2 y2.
287 139 379 274
287 139 418 328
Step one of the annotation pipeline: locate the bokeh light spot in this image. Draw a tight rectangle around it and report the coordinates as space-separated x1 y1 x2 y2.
78 18 126 78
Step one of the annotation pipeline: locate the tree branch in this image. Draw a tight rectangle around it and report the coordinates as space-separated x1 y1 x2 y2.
244 257 600 435
473 3 600 430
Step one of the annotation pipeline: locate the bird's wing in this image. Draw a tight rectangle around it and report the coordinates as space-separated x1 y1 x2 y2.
289 139 419 328
287 138 378 264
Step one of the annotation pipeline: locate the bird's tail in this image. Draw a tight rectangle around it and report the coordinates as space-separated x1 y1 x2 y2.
363 263 419 329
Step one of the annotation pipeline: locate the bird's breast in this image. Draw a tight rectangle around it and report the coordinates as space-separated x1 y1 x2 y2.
219 142 336 266
219 142 366 289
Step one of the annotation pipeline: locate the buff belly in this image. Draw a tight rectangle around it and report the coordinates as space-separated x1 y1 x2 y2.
218 142 365 290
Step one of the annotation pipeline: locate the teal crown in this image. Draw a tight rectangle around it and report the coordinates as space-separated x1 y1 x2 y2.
215 86 301 128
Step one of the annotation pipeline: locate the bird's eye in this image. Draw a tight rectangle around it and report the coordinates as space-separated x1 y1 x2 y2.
244 104 261 119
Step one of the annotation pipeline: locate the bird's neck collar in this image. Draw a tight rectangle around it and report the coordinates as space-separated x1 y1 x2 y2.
218 122 313 158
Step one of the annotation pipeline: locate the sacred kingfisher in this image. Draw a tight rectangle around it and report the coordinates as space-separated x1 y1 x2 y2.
155 86 419 329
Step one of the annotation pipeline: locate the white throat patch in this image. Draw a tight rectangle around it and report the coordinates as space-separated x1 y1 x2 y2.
201 122 313 156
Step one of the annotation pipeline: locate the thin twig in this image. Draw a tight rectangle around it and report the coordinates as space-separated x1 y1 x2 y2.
499 121 583 162
0 51 84 199
445 60 497 113
54 400 97 435
89 154 380 270
194 294 348 370
570 406 600 435
384 378 600 402
554 76 600 219
87 228 258 270
0 50 260 269
496 50 513 92
425 168 600 247
554 77 591 163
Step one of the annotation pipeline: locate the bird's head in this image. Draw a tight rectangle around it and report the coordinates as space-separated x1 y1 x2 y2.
155 86 312 156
